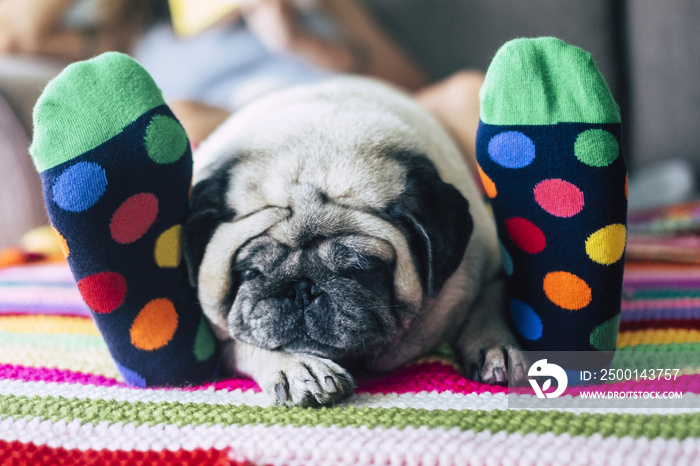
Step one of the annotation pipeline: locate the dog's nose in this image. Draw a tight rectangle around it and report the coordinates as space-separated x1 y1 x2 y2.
285 278 321 309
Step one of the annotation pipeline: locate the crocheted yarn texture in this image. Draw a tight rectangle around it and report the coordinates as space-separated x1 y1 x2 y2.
1 254 699 464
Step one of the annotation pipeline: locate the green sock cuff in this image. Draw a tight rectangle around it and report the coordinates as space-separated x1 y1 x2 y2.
30 52 165 173
479 37 621 125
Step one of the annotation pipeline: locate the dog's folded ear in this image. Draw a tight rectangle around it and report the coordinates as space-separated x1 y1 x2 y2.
183 160 237 288
386 156 473 298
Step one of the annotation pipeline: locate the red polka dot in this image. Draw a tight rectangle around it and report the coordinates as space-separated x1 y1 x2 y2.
505 217 546 254
534 178 584 218
77 271 127 314
109 193 159 244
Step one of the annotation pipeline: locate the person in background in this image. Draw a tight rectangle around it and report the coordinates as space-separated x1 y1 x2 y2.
131 0 484 172
0 0 153 61
0 0 484 227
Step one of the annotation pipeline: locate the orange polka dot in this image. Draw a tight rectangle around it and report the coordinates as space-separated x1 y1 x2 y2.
477 164 497 199
130 298 178 351
52 227 69 258
543 271 592 310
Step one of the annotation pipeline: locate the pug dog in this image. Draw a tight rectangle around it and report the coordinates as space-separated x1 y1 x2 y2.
184 76 527 407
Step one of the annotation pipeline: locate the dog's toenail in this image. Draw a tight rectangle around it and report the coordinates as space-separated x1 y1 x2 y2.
493 367 505 383
305 380 322 394
514 364 524 381
275 383 288 401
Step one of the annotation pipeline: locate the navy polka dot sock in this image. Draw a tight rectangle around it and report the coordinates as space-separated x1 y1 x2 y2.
29 52 220 387
476 38 628 353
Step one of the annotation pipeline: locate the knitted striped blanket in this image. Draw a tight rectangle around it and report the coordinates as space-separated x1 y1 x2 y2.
1 260 699 465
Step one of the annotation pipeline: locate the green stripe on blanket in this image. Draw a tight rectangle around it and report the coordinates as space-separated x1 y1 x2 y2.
1 394 699 439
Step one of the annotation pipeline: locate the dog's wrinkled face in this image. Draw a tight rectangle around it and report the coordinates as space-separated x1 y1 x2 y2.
226 234 398 359
184 104 473 363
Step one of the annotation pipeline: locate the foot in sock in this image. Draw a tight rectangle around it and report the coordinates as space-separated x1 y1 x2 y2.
476 38 627 353
29 52 219 387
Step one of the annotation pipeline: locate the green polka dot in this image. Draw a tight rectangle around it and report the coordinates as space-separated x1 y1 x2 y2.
589 314 620 351
574 129 619 167
144 115 188 164
193 317 216 361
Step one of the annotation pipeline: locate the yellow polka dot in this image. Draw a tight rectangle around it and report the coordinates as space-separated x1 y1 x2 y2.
585 224 626 265
154 225 182 268
618 329 700 347
130 298 179 351
477 164 497 199
543 271 591 310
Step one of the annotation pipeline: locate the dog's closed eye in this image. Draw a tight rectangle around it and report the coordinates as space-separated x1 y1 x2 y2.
339 261 393 294
239 268 262 282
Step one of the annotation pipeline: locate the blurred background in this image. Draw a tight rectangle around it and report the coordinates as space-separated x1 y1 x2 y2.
0 0 699 251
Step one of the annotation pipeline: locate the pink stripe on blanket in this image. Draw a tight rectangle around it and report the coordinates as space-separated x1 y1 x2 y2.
0 364 121 387
622 298 700 310
623 278 700 290
3 362 699 398
0 307 90 317
0 286 87 311
355 361 508 395
1 361 499 395
0 264 74 283
0 363 260 392
623 269 700 279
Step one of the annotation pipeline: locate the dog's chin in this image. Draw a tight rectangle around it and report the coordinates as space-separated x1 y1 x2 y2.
278 339 352 360
232 330 391 361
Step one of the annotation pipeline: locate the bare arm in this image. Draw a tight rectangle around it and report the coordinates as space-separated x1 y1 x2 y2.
321 0 430 90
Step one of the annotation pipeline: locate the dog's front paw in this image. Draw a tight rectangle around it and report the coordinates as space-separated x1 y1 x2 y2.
260 354 356 407
462 344 529 386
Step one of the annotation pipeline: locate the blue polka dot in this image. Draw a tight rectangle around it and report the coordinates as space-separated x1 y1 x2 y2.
509 299 543 340
488 131 536 168
499 241 514 276
52 162 107 212
115 361 146 388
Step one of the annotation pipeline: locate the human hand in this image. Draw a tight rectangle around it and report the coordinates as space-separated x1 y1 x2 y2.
239 0 309 54
238 0 428 89
240 0 363 73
